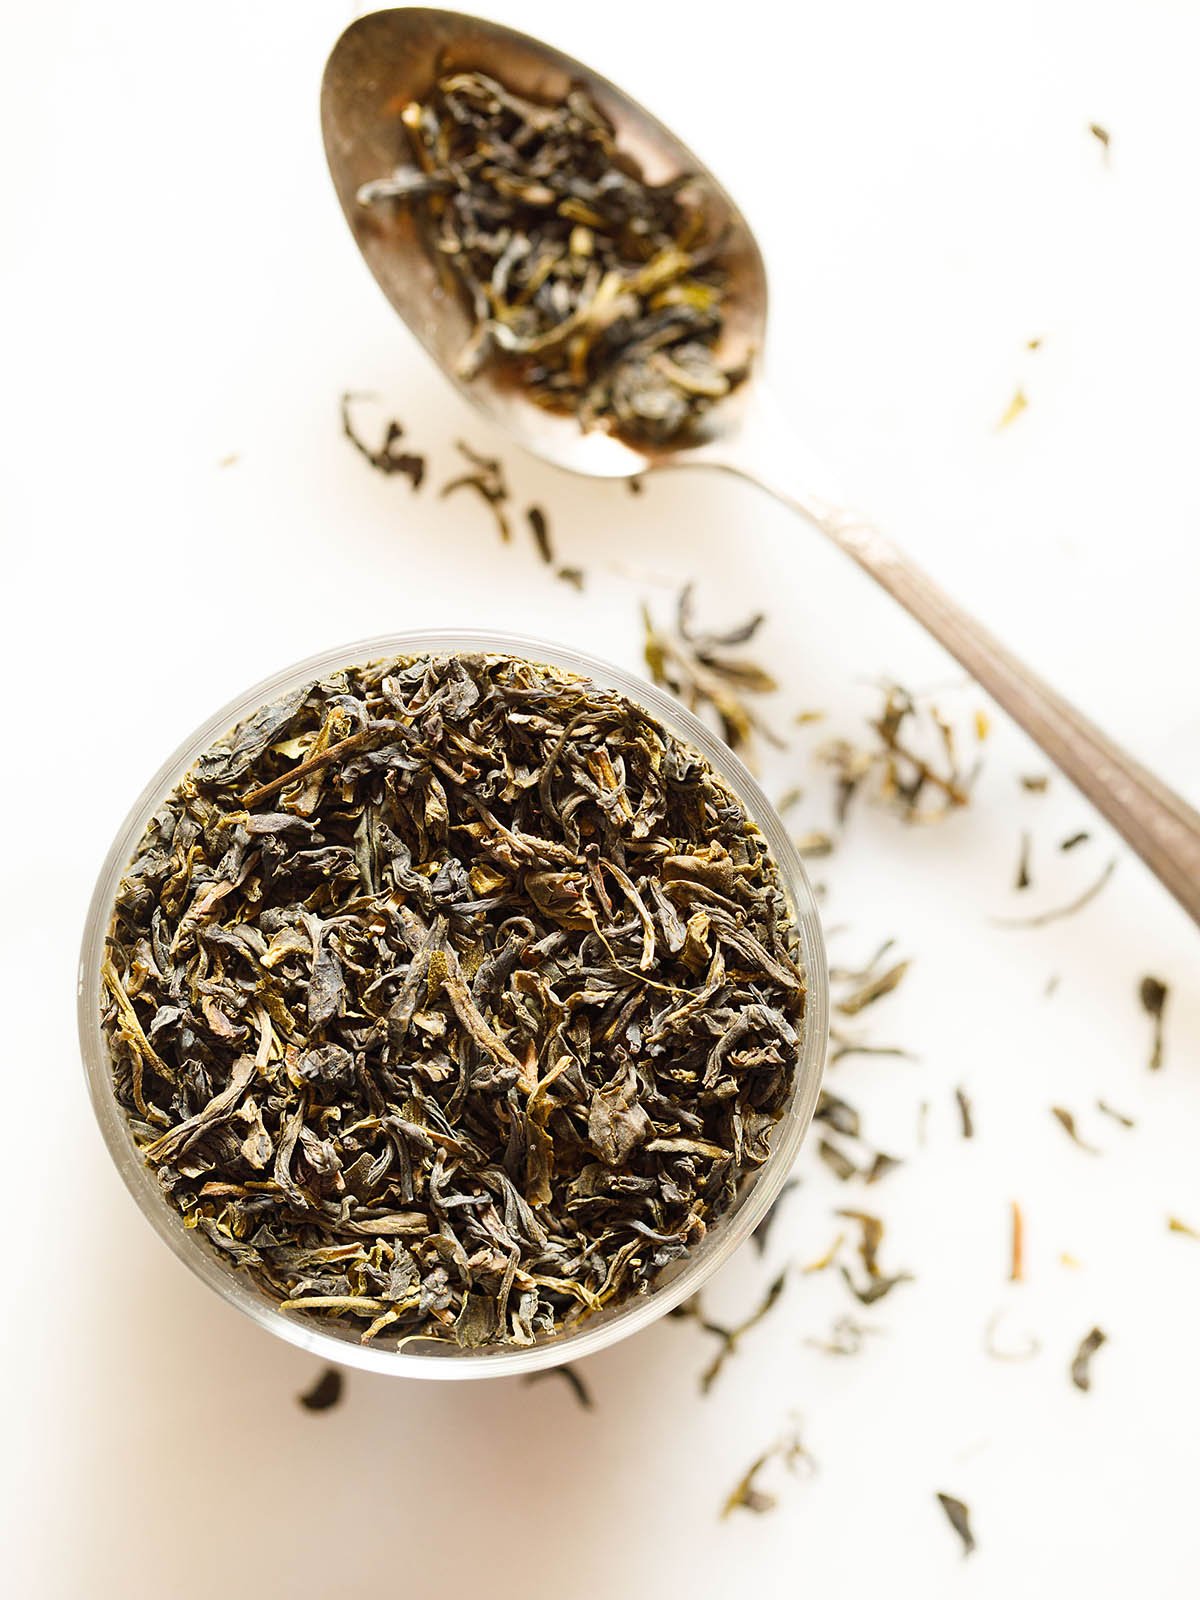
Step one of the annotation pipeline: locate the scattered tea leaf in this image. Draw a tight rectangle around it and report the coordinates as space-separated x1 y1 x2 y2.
840 1267 911 1306
1060 1252 1082 1269
1139 976 1169 1070
298 1367 343 1413
1009 1201 1025 1283
837 1209 884 1277
994 858 1116 929
441 441 511 540
1089 122 1111 151
1168 1216 1199 1240
700 1270 788 1393
721 1424 814 1518
1020 774 1049 793
974 709 990 741
818 1138 858 1182
1014 831 1032 890
340 393 426 488
836 960 910 1017
1027 336 1043 351
643 590 780 760
794 710 826 727
556 565 585 591
936 1492 976 1557
524 1364 594 1410
865 1151 903 1185
997 387 1028 430
795 830 835 859
1044 974 1061 998
1070 1326 1107 1392
807 1315 876 1357
1060 831 1090 852
1051 1106 1100 1154
955 1086 975 1139
526 505 554 565
1096 1099 1134 1129
218 452 239 468
803 1233 845 1274
776 786 805 815
821 684 975 824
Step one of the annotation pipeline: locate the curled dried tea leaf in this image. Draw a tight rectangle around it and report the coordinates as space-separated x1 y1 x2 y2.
1139 976 1169 1070
820 683 975 824
642 591 779 761
936 1492 976 1557
526 505 554 565
807 1315 877 1357
1089 122 1111 150
340 393 425 488
1051 1106 1100 1154
1168 1216 1199 1240
1070 1326 1107 1392
1060 830 1090 852
441 441 512 541
556 566 585 591
994 859 1117 929
836 960 910 1017
1014 831 1032 890
1020 774 1049 793
298 1367 343 1412
699 1270 788 1393
836 1209 884 1277
524 1364 593 1410
818 1138 858 1182
955 1086 975 1139
721 1423 814 1518
1096 1099 1134 1129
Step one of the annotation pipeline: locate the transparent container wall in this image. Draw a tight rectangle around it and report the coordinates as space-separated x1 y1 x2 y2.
79 631 828 1380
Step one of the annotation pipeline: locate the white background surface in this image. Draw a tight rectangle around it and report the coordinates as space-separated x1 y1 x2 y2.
2 2 1198 1595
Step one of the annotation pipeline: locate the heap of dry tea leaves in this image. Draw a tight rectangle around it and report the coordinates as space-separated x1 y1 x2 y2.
358 70 741 443
102 652 808 1351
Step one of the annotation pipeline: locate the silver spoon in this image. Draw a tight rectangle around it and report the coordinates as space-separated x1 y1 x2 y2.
322 7 1200 925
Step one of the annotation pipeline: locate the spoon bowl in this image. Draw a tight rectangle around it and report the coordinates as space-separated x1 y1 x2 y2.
321 6 766 476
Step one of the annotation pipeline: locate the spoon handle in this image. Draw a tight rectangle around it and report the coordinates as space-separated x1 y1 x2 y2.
701 415 1200 926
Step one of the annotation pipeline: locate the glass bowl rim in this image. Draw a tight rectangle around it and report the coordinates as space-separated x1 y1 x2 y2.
78 628 828 1380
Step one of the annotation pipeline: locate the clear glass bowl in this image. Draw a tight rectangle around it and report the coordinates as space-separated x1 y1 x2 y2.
78 630 828 1379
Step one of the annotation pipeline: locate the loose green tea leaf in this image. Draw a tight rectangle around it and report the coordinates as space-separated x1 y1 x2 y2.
840 1267 912 1306
820 684 976 825
1168 1216 1199 1240
1089 122 1111 151
836 1209 884 1277
340 393 426 488
101 652 806 1350
440 441 512 541
526 505 554 565
994 859 1117 929
954 1086 975 1139
1009 1201 1024 1282
1051 1106 1100 1154
865 1151 902 1185
1070 1326 1107 1392
642 590 780 760
807 1315 876 1357
997 388 1028 429
936 1492 976 1557
1060 831 1090 852
556 566 585 591
818 1138 858 1182
1096 1099 1135 1129
1014 831 1032 890
1139 976 1169 1070
721 1424 814 1518
836 960 910 1017
359 70 742 444
298 1367 344 1412
699 1269 788 1393
1020 774 1049 793
524 1363 594 1410
795 830 835 859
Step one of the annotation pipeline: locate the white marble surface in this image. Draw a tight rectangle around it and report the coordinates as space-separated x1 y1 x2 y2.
2 2 1197 1595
